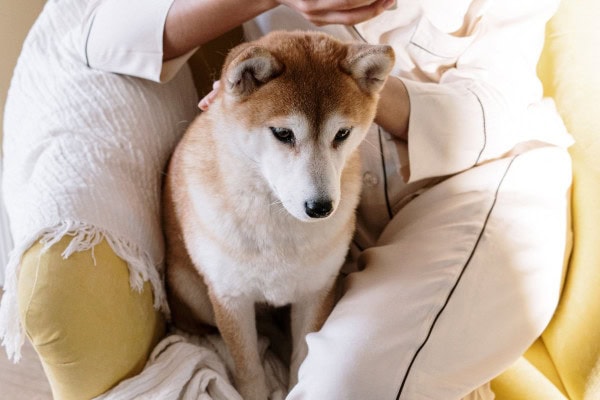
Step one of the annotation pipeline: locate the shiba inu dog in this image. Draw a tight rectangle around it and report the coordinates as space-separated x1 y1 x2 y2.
163 30 394 400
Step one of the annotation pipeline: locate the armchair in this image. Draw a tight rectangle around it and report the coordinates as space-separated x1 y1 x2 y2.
1 0 598 399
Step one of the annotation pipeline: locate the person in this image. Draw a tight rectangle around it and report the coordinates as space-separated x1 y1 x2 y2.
1 0 573 399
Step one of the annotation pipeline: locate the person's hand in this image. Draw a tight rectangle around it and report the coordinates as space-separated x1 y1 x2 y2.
198 80 221 111
276 0 396 26
375 76 409 141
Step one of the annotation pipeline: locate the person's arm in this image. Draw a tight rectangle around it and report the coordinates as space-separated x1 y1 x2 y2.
374 76 409 141
82 0 200 82
165 0 396 60
162 0 276 61
374 0 572 183
83 0 273 82
83 0 394 82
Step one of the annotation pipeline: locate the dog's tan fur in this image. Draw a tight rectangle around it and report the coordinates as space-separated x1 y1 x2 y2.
163 31 394 399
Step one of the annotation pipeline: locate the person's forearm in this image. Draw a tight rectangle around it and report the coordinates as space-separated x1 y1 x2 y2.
163 0 277 60
375 76 410 141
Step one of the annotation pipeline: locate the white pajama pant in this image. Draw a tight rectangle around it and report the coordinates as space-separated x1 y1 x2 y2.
288 146 572 400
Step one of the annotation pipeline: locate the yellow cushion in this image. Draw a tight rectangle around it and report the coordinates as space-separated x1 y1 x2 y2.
539 0 600 399
494 0 600 398
493 339 568 399
17 237 164 400
491 341 567 400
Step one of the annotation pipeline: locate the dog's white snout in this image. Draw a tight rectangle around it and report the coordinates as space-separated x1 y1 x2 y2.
304 198 334 219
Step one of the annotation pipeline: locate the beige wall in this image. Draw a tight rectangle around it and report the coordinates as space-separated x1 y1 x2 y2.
0 0 46 148
0 1 45 284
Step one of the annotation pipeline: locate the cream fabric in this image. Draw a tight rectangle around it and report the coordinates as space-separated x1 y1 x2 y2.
94 333 288 400
285 146 571 400
82 0 196 83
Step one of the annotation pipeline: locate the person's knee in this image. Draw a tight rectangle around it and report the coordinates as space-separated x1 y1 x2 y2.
17 237 164 399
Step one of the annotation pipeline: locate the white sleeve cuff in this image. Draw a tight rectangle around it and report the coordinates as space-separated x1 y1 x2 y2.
83 0 195 82
403 78 488 183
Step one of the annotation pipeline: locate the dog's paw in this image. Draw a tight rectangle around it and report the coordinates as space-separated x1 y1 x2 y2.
237 376 270 400
268 389 286 400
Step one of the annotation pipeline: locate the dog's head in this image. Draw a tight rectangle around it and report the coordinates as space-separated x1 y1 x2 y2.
214 31 395 222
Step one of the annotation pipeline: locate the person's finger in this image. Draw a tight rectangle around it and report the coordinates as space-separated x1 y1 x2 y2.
198 92 215 110
198 81 220 111
305 0 394 26
289 0 379 14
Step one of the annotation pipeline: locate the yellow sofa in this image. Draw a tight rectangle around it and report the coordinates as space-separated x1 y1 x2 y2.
491 1 600 399
2 0 598 399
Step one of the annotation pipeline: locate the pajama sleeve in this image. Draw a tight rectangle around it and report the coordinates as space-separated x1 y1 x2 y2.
402 0 572 183
81 0 196 82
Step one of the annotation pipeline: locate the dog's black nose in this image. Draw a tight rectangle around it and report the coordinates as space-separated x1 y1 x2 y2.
305 199 334 219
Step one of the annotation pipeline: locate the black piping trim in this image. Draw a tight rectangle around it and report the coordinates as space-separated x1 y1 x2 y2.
352 239 364 252
466 87 487 165
408 41 456 59
351 26 367 43
378 127 394 220
395 155 518 400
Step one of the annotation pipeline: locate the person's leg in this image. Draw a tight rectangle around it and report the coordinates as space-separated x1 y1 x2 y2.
17 237 164 400
287 146 572 400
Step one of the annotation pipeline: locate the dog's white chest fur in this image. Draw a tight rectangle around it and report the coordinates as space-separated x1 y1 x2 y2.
185 177 352 306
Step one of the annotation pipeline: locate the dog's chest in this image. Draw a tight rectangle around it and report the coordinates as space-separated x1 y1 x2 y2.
185 185 349 305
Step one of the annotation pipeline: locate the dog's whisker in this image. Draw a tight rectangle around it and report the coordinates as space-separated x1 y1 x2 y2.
269 201 287 218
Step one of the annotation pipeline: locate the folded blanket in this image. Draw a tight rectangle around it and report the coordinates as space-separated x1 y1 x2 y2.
94 333 288 400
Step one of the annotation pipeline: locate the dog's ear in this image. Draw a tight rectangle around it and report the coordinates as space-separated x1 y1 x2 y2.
341 44 395 94
224 45 284 98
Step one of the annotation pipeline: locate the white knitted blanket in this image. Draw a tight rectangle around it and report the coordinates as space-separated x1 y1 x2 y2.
94 333 289 400
0 0 198 361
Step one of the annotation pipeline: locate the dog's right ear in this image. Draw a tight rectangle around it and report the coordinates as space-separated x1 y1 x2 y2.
224 45 284 98
341 44 395 95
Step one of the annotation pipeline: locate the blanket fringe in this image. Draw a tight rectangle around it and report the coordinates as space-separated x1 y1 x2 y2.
0 220 168 362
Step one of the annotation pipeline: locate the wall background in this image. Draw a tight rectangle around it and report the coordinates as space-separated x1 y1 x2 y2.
0 0 46 285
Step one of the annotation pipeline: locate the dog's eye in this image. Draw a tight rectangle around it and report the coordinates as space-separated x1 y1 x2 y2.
270 127 295 145
334 127 352 143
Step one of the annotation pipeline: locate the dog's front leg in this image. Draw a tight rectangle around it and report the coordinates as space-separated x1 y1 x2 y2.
209 294 269 400
289 280 338 390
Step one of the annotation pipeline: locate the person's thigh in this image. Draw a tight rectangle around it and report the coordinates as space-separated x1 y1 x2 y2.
287 146 572 400
17 237 165 400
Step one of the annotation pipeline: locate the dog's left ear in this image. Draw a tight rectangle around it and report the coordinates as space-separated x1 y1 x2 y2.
225 45 284 98
342 44 395 95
